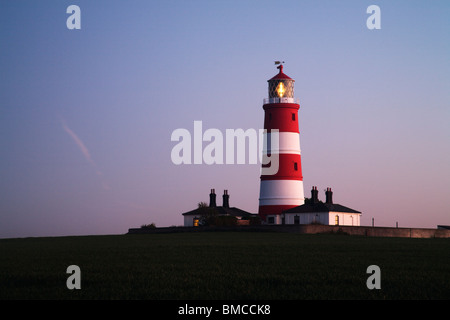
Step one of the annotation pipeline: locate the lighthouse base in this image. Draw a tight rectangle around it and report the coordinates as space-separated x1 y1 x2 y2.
258 205 300 224
258 179 305 224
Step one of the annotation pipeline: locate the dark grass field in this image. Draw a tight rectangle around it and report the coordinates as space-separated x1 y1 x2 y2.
0 231 449 300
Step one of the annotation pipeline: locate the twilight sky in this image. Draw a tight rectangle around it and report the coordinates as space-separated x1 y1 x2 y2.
1 0 449 238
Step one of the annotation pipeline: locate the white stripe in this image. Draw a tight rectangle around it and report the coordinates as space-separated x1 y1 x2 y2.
261 132 301 155
259 180 304 206
259 198 305 206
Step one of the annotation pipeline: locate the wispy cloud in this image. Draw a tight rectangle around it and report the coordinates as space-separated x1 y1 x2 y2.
61 118 95 165
61 117 111 190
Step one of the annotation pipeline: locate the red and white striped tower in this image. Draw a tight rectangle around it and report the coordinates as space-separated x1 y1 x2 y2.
258 64 304 224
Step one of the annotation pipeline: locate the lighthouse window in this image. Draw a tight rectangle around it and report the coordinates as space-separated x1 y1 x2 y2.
292 113 295 121
294 162 298 171
269 113 272 121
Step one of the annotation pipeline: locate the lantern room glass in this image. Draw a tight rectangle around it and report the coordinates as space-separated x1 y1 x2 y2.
268 79 294 98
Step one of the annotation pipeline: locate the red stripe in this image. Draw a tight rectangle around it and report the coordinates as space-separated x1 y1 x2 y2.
258 204 299 220
260 153 303 180
263 103 300 133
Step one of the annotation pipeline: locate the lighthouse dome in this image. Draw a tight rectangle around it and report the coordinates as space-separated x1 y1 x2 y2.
267 65 295 99
268 64 294 81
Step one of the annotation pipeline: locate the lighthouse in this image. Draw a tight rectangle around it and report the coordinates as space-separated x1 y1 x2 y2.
258 63 304 224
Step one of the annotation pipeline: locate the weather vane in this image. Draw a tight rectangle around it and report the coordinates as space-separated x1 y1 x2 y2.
274 61 285 65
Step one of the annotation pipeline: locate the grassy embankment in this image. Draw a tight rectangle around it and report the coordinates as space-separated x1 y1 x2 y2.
1 232 449 299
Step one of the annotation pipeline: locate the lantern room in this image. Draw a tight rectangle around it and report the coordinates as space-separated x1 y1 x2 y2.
266 64 296 104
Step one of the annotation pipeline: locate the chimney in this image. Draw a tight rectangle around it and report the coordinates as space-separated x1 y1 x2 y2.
325 187 333 204
222 190 230 208
311 186 319 204
209 189 216 207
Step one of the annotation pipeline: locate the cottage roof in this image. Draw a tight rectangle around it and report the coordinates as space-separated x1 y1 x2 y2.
283 202 361 214
283 186 361 214
182 206 255 217
182 189 256 217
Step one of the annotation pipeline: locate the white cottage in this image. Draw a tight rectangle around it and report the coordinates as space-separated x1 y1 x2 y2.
281 186 361 226
182 189 258 227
